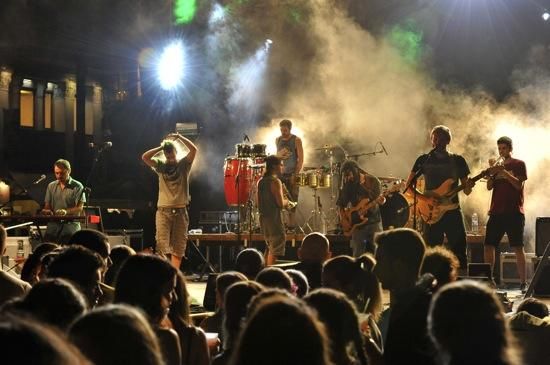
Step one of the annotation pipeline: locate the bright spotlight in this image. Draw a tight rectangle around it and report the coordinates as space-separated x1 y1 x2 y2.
157 41 185 91
209 3 226 25
264 39 273 52
543 12 550 21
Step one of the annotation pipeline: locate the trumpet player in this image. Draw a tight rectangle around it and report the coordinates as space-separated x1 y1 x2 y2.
257 155 295 265
484 136 527 291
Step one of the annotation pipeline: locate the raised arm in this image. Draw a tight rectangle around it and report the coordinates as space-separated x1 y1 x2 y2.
171 133 197 164
142 145 163 168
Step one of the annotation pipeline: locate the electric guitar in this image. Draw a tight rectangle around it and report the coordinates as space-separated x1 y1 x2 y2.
340 185 400 236
416 165 500 224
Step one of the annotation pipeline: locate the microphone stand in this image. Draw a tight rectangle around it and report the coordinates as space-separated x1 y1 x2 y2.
403 151 433 232
82 144 110 228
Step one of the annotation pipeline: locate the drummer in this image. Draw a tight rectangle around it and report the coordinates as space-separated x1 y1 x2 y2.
276 119 303 231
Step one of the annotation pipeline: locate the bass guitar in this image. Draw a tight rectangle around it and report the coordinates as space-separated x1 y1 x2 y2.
340 185 400 236
416 166 499 224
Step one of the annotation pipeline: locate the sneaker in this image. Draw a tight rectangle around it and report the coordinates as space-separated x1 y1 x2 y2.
520 282 528 294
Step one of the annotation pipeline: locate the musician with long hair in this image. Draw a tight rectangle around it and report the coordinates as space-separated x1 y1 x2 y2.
337 160 383 256
256 155 292 265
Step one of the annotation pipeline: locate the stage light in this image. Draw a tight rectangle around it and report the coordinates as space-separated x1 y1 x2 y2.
264 39 273 52
209 3 226 25
157 41 185 91
543 12 550 21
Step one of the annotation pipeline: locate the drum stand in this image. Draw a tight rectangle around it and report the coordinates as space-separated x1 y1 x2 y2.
301 188 328 234
325 150 340 232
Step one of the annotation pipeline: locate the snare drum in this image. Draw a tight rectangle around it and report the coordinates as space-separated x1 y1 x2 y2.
235 143 252 158
379 193 411 230
319 173 332 188
295 172 308 186
251 144 267 158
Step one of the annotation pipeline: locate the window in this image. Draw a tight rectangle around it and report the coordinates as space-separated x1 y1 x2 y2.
20 89 34 127
44 92 53 129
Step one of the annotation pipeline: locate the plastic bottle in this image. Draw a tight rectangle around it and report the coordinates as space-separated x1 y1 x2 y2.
471 213 479 234
16 240 24 259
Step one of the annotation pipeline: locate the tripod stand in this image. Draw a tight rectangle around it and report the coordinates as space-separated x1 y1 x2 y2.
302 187 328 233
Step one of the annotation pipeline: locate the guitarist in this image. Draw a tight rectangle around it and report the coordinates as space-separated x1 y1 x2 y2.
257 155 291 265
404 125 474 269
337 160 384 257
483 136 527 291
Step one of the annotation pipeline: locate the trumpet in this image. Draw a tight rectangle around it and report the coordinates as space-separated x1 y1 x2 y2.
488 155 504 167
282 183 298 210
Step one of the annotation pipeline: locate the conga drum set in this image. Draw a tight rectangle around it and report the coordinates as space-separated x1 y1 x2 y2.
223 142 267 231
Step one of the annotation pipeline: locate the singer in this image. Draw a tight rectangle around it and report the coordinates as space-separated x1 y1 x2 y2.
403 125 475 269
275 119 303 231
142 132 197 269
41 159 86 244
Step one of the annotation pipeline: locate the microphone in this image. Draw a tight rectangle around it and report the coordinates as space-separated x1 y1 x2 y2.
380 142 388 156
33 175 46 185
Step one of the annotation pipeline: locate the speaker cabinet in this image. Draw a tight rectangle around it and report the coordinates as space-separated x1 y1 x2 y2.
532 257 550 296
536 217 550 257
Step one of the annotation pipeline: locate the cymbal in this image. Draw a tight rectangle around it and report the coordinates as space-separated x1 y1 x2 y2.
314 144 338 151
378 176 402 182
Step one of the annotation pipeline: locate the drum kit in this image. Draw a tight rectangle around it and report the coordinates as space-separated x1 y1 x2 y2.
223 141 416 233
223 142 268 231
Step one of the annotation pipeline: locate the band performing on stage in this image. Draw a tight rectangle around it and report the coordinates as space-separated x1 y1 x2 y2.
1 120 528 283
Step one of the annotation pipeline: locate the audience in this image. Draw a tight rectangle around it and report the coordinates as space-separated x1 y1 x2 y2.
0 225 32 306
20 242 59 285
20 278 88 331
213 280 265 365
304 288 368 365
115 254 181 365
104 244 135 286
69 304 164 365
234 248 265 280
322 253 382 316
167 270 210 365
374 227 436 365
46 245 104 308
429 280 521 365
286 269 309 297
421 246 460 291
322 253 383 350
200 271 248 339
291 232 332 289
67 228 115 304
0 314 91 365
255 267 293 292
228 295 333 365
508 297 550 365
5 223 544 365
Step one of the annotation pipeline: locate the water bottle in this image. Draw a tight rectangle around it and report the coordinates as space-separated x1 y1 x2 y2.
471 213 479 234
16 240 25 260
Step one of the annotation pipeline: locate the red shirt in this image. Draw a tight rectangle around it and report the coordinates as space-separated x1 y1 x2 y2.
489 158 527 215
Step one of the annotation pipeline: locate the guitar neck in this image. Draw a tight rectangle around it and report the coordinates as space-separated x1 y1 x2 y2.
445 169 487 198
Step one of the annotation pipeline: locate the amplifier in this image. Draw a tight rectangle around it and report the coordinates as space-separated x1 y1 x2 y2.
500 252 535 284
